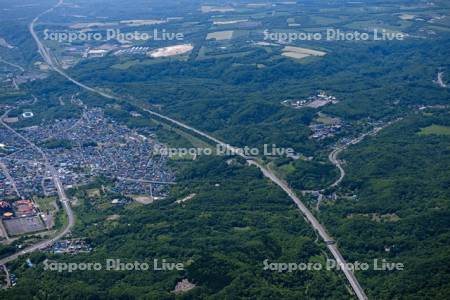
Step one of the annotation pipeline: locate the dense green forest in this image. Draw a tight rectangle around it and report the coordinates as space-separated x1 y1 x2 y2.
319 109 450 299
1 157 351 299
1 0 450 298
63 37 450 153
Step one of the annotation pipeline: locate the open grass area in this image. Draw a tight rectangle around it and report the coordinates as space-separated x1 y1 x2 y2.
112 57 186 70
418 124 450 136
281 46 327 60
111 59 144 70
34 196 58 212
87 188 101 197
196 46 254 60
345 19 411 31
206 31 234 40
315 113 341 125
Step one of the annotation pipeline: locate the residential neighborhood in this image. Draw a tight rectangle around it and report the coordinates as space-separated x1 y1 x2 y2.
0 107 174 239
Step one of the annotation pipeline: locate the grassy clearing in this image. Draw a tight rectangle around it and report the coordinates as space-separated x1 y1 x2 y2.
197 46 254 60
418 124 450 136
151 118 213 149
87 188 101 197
201 5 235 13
315 113 340 125
347 213 401 222
111 60 141 70
35 196 58 212
310 15 343 25
112 57 186 70
427 25 450 32
206 31 234 40
281 46 326 60
346 20 411 31
149 117 214 160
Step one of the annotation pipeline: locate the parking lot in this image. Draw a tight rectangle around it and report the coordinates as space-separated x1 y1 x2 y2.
3 216 46 236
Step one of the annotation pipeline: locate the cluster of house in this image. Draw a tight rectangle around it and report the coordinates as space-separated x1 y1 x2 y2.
309 123 343 140
0 104 173 238
43 239 92 254
5 108 174 200
0 265 16 288
0 152 52 199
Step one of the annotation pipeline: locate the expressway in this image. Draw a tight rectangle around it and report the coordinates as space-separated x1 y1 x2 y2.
247 160 368 300
21 0 368 298
141 109 367 299
0 113 75 265
29 0 115 100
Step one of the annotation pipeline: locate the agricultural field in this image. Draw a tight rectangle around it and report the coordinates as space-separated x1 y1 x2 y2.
206 31 234 40
281 46 327 60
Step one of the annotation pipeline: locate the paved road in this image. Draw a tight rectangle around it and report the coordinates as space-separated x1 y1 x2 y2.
436 72 448 88
248 161 367 300
0 57 25 72
140 111 368 299
117 177 176 185
0 162 21 199
327 146 346 189
324 133 367 191
23 1 368 298
4 264 11 288
0 112 75 265
29 0 115 100
324 122 397 192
